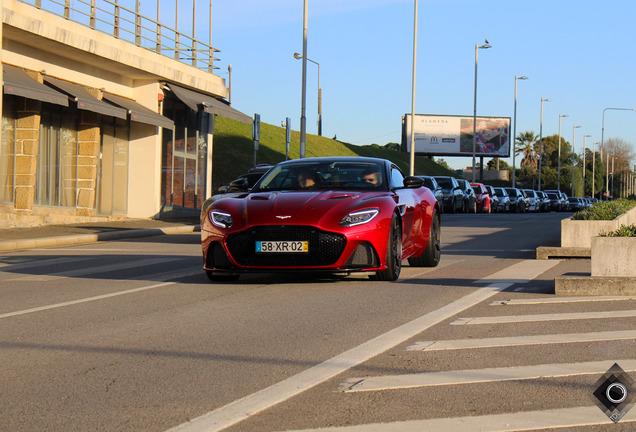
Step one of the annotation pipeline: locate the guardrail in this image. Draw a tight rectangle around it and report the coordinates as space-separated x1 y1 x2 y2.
18 0 220 72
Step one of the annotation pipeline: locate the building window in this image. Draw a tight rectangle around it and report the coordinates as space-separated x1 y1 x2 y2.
35 108 79 207
0 97 17 204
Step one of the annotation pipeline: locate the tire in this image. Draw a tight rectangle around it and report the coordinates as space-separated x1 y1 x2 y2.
370 213 402 281
449 199 456 214
205 270 240 282
408 209 441 267
472 201 477 213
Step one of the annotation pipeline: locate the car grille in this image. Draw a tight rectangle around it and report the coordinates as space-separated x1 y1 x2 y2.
226 226 346 267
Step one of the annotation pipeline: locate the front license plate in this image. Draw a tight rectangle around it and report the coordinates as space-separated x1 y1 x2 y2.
256 241 309 253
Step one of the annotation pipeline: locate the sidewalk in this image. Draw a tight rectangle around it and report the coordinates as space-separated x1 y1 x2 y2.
0 218 201 252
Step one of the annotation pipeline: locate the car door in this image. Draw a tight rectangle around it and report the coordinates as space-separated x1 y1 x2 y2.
390 166 419 253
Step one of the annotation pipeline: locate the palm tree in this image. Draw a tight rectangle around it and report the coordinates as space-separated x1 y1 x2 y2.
515 131 538 169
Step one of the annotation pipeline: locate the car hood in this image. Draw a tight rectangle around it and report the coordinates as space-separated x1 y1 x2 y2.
216 190 391 226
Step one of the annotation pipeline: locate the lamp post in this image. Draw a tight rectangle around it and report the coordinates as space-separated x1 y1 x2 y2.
557 114 568 192
592 141 598 198
538 97 551 190
512 75 528 188
409 0 418 176
572 125 581 196
583 134 592 195
299 0 308 158
601 107 636 199
471 39 492 183
294 53 321 136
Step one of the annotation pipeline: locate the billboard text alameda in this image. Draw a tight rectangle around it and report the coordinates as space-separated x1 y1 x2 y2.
403 114 511 157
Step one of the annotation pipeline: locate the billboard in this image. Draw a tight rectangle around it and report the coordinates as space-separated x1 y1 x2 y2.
403 114 511 157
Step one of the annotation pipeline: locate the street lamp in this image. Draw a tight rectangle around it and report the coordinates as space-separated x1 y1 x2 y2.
583 134 592 195
294 53 322 136
592 141 599 198
409 0 418 176
471 39 492 183
538 97 551 190
512 75 528 188
557 114 568 192
299 0 308 158
572 125 581 196
601 107 636 199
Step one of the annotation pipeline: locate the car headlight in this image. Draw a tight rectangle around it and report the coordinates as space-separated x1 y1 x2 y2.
209 210 233 228
339 209 379 227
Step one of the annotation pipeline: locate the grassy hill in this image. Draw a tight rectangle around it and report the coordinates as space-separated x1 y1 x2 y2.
211 116 456 189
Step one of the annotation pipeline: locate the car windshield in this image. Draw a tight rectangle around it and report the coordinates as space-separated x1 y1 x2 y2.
471 185 481 194
435 177 453 188
253 161 388 192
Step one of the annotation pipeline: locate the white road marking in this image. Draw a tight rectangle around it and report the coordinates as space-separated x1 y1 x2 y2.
407 329 636 352
340 359 636 392
400 258 464 281
0 267 202 319
477 259 560 284
0 256 93 272
281 406 636 431
451 309 636 325
167 259 556 432
8 257 180 281
491 296 636 306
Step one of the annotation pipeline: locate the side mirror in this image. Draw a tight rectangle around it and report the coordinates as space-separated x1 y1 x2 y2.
229 177 249 191
403 176 424 188
217 185 229 193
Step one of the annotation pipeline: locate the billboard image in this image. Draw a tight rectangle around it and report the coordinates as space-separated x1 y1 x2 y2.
403 114 511 157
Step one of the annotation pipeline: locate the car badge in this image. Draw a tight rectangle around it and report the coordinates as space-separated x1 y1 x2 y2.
276 215 292 219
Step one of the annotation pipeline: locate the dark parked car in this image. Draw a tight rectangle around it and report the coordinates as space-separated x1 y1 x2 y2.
536 191 550 212
522 189 540 212
505 187 527 213
546 192 563 211
201 164 274 221
417 176 444 211
471 182 492 213
492 187 511 212
544 190 568 211
433 176 464 213
567 197 585 212
456 179 477 213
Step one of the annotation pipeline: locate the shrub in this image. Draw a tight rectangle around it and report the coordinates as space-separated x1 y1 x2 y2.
572 199 636 220
600 224 636 237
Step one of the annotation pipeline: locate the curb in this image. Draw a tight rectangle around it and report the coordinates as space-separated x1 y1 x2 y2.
555 276 636 296
0 225 200 252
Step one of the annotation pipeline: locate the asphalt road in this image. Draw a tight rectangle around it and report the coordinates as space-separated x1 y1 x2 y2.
1 212 635 432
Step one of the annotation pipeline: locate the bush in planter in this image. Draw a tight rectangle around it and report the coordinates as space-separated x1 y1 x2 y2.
572 199 636 221
600 224 636 237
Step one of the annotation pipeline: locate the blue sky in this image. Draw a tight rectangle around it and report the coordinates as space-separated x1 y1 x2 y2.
152 0 635 170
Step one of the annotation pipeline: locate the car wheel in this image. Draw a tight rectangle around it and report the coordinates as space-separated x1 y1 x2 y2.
472 201 477 213
449 199 456 214
371 213 402 281
205 270 240 282
408 209 441 267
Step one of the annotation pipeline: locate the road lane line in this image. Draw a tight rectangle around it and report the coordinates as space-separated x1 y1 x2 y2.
0 267 201 319
450 309 636 325
341 359 636 392
477 259 560 284
0 256 93 272
490 296 636 305
282 406 636 431
407 329 636 351
8 257 180 281
167 259 558 432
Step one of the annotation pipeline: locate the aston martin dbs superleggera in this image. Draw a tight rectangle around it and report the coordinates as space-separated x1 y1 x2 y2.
201 157 441 282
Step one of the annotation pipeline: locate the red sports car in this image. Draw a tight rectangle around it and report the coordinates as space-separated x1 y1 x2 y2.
201 157 441 282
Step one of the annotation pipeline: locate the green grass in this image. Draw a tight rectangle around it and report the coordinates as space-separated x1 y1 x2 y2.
600 224 636 237
211 116 456 189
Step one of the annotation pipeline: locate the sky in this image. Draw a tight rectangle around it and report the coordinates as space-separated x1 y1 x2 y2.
151 0 635 170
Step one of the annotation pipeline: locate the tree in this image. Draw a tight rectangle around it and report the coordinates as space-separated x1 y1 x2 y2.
487 158 510 170
434 157 452 171
515 131 538 170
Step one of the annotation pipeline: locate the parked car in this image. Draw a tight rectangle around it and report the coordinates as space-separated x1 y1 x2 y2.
505 187 527 213
201 164 274 222
417 176 444 212
456 179 477 213
492 187 511 212
201 156 441 282
566 197 586 212
433 176 464 213
544 190 568 211
484 185 501 213
536 191 550 212
546 192 563 212
471 182 492 213
522 189 540 212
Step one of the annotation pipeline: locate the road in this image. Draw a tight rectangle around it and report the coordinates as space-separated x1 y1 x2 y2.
1 212 635 432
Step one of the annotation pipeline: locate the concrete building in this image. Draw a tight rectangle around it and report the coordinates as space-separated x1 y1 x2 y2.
0 0 250 227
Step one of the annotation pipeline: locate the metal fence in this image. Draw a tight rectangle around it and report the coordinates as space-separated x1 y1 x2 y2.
19 0 219 72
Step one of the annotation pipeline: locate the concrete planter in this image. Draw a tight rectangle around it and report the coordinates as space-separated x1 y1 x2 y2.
561 206 636 248
591 236 636 277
